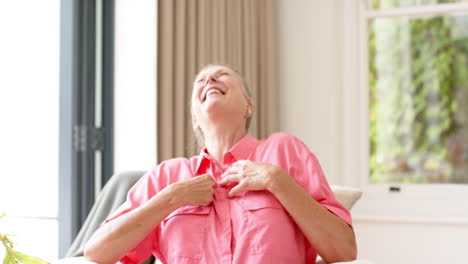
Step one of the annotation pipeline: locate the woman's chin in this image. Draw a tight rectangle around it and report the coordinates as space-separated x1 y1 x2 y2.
203 100 225 113
201 101 241 125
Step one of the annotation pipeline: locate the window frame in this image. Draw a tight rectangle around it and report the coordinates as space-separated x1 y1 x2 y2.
59 0 114 257
347 1 468 223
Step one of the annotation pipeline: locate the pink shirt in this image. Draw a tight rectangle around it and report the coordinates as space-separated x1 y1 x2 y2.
105 133 352 264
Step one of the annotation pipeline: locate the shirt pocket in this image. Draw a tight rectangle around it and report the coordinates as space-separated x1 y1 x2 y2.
238 191 283 210
160 205 211 260
238 191 299 256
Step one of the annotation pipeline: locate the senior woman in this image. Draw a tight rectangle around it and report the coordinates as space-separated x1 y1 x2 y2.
84 64 357 264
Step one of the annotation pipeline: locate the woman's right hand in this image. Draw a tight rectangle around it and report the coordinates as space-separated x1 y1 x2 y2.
84 174 215 264
167 174 215 207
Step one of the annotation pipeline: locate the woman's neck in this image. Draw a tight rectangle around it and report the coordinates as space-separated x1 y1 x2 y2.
203 126 246 167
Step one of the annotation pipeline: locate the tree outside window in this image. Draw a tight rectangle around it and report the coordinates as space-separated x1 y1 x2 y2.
368 1 468 183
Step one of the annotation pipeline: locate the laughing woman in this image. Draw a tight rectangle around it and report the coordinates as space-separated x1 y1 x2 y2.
84 64 357 264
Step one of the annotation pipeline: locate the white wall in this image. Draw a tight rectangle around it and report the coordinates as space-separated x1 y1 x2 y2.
277 0 343 185
276 1 468 264
353 219 468 263
114 0 157 173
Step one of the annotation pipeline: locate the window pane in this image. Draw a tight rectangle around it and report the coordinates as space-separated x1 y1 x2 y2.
369 14 468 183
368 0 468 9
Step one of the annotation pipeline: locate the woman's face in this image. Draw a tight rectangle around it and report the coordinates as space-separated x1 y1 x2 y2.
191 65 251 131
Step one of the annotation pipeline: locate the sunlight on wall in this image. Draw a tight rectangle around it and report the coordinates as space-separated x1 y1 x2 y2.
114 0 157 173
0 0 60 261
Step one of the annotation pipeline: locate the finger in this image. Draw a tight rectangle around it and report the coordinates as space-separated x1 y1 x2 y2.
202 177 216 189
228 180 249 197
233 160 260 174
219 174 242 186
203 174 216 183
231 160 249 168
201 196 214 206
222 165 243 178
190 174 208 182
196 173 215 183
199 173 213 180
221 170 242 182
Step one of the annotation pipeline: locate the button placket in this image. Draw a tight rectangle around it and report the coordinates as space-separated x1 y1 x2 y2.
209 153 236 261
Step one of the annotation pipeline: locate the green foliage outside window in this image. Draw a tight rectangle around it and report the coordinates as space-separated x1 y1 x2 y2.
369 14 468 183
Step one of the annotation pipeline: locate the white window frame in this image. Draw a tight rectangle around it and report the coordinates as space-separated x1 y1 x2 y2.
344 1 468 224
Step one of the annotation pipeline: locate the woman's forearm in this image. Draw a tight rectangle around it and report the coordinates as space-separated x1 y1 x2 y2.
83 188 179 264
267 168 357 263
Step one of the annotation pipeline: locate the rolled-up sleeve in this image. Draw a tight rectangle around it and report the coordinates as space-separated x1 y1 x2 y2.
103 168 163 264
285 135 352 226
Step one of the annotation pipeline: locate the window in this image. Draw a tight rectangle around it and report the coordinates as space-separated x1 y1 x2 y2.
364 1 468 184
0 0 60 261
346 0 468 221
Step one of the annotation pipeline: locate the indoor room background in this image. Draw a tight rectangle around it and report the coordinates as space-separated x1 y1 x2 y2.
1 1 467 264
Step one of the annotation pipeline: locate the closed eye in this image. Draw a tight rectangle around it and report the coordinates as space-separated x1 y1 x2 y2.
217 72 229 77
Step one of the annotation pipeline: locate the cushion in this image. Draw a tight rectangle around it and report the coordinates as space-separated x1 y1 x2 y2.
330 185 363 210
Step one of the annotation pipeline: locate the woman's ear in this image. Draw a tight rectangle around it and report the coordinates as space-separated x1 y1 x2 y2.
246 101 253 118
192 114 200 129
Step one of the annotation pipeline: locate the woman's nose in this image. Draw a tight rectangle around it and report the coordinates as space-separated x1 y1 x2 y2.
204 75 217 85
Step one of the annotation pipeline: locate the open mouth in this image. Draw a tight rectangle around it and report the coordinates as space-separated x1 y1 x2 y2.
202 87 226 102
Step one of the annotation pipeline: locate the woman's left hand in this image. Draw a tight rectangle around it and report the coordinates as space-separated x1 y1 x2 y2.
219 160 287 197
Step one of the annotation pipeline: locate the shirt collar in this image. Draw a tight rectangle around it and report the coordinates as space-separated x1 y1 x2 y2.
229 134 258 161
194 134 258 173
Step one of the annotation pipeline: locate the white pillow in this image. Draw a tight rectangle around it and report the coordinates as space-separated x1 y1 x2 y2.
330 185 363 210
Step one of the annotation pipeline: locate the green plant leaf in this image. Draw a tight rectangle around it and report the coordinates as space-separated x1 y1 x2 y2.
10 250 48 264
1 234 48 264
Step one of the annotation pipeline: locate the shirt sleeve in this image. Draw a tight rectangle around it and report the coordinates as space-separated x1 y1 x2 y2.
103 168 164 264
285 135 352 226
